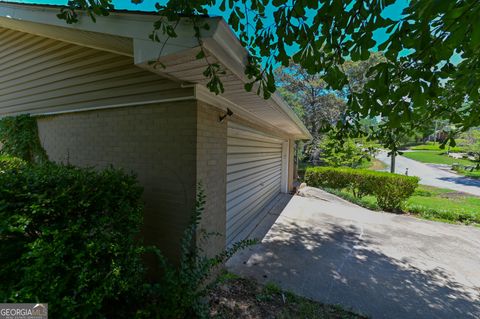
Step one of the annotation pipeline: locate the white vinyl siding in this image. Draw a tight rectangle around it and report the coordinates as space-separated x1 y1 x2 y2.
0 27 192 116
226 122 285 245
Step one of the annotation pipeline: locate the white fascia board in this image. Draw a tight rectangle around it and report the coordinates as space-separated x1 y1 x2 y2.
203 18 248 80
205 19 312 140
0 2 218 57
131 17 226 64
271 93 313 140
0 2 201 40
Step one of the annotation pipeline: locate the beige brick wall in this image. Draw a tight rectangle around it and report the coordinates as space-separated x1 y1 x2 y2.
196 101 228 256
37 101 198 261
36 99 292 262
37 100 230 262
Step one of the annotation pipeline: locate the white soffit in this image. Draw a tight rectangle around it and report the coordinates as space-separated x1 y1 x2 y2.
0 1 311 139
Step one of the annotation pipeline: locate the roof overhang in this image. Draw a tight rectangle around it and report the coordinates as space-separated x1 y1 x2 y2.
0 1 312 139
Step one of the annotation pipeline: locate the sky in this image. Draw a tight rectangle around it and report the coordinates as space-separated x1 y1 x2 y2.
7 0 410 49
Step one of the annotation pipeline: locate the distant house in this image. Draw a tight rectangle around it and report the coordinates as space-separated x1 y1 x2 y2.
0 2 311 258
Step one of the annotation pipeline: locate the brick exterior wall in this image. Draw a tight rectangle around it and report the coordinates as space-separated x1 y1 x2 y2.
37 100 229 261
36 99 289 262
37 101 198 261
196 101 227 256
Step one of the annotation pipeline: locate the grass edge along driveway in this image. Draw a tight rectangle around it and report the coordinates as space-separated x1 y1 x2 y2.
402 150 473 166
325 184 480 226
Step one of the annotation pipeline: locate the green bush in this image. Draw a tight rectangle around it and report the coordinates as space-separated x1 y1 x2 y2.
317 132 371 168
305 167 419 210
138 187 256 319
0 114 48 163
0 163 145 318
0 163 255 318
0 155 27 172
323 187 381 211
303 166 353 190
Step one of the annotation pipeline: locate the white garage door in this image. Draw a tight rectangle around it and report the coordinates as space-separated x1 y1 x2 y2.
226 122 287 245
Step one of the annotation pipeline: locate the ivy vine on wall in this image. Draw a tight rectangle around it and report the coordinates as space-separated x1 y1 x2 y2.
0 114 48 163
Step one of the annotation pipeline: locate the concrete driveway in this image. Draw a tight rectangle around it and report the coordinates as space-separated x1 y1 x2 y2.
227 189 480 319
376 151 480 196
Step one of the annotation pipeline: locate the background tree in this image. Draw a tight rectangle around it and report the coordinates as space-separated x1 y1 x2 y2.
275 63 346 163
317 131 371 168
276 53 387 165
276 87 304 120
275 64 345 131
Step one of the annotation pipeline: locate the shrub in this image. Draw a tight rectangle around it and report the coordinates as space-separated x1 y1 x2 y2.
317 132 371 168
323 187 381 211
0 163 255 318
303 166 353 190
138 186 257 319
0 114 48 163
0 163 145 318
305 167 419 210
368 173 419 210
0 155 27 172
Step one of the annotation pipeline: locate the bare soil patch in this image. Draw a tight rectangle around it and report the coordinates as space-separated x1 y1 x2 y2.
209 274 367 319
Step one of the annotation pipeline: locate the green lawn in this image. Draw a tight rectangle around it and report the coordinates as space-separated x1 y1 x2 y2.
357 158 388 170
405 186 480 224
402 150 473 166
409 142 465 152
325 185 480 225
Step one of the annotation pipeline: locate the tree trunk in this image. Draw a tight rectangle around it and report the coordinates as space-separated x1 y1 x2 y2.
390 153 396 173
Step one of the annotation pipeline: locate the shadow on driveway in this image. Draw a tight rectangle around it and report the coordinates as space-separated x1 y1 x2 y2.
438 176 480 188
228 193 480 319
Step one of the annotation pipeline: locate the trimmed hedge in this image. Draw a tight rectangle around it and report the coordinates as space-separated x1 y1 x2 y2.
0 163 145 318
304 166 419 210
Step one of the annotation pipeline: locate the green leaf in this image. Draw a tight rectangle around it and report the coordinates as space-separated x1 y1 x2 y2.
196 50 205 59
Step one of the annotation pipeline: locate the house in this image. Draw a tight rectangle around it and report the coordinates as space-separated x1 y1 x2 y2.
0 2 311 258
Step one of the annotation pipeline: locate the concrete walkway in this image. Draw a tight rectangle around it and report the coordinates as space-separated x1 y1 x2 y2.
376 151 480 196
227 188 480 319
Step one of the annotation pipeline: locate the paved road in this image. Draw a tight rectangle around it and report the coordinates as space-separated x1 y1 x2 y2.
228 188 480 319
376 151 480 196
